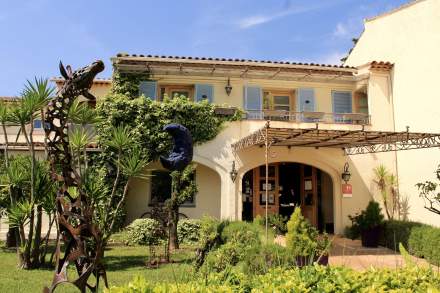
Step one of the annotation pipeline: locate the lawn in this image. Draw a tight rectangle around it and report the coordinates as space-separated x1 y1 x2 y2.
0 242 195 293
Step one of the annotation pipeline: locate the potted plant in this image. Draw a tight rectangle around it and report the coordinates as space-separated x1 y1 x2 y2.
349 201 384 247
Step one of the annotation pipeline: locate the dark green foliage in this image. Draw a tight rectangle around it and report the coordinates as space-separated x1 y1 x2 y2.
96 94 239 163
379 220 424 250
177 219 201 244
108 265 440 292
348 200 384 233
110 72 151 98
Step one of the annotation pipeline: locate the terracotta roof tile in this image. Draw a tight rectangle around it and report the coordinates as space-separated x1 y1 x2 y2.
114 53 355 69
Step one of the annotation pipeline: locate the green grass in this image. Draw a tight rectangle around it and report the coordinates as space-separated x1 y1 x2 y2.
0 242 195 293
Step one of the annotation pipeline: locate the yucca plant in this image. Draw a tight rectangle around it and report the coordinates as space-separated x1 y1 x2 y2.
69 126 95 174
373 165 394 219
68 99 101 125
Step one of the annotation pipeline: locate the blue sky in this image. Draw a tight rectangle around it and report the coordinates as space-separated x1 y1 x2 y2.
0 0 409 96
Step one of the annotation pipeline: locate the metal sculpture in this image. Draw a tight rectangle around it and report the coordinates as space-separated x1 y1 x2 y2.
160 123 193 171
43 60 106 293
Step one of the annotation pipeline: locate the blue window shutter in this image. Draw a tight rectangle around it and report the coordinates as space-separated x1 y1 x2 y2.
195 84 214 103
244 86 262 110
298 88 316 112
139 81 157 100
33 119 42 128
332 91 352 113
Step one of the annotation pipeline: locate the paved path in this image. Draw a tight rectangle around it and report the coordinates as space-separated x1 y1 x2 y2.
275 235 436 271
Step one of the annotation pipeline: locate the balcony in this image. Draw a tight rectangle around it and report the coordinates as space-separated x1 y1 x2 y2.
244 110 370 125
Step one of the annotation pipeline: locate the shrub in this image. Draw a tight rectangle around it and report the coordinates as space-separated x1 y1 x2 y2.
408 225 440 266
106 266 440 292
286 207 319 257
123 218 164 246
348 200 384 231
240 243 295 275
379 220 424 250
177 219 201 244
195 216 228 268
221 221 261 246
254 214 288 235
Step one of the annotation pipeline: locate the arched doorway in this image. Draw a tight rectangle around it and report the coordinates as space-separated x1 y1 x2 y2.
241 162 334 233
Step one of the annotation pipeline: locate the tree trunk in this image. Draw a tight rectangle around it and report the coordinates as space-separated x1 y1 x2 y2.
5 227 18 247
168 205 179 250
31 205 43 267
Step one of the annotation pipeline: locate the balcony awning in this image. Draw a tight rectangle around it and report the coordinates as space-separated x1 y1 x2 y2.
231 123 440 155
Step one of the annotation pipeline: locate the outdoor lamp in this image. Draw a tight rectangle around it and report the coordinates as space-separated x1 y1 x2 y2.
342 162 351 183
225 77 233 96
230 161 238 182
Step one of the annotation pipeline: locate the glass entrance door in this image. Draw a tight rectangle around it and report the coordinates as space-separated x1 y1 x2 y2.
300 165 318 227
253 164 279 217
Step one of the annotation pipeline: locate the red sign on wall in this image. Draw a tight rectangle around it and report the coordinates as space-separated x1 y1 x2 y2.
342 184 352 198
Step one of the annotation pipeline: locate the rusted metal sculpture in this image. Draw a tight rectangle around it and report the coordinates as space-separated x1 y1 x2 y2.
43 60 106 293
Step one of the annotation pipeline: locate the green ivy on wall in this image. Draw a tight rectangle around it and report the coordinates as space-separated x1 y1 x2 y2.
110 71 151 98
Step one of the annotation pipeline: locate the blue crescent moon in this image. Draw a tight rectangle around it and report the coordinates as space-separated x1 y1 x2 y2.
160 123 193 171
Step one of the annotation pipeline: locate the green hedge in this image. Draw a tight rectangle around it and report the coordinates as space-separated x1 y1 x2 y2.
106 265 440 292
380 220 440 266
379 220 425 250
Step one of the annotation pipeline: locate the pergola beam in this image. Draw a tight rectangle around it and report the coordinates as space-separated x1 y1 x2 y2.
231 124 440 155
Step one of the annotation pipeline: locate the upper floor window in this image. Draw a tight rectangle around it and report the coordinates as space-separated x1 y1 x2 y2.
354 91 368 114
263 90 293 111
332 91 353 114
160 85 194 101
297 88 316 112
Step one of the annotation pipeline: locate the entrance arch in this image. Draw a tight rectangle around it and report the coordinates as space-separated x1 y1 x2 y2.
241 162 334 233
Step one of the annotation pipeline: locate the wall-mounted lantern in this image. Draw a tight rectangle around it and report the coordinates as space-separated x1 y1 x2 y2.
341 162 351 183
225 77 233 96
230 161 238 182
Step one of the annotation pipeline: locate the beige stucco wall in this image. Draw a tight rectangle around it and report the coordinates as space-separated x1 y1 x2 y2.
124 162 221 225
345 0 440 226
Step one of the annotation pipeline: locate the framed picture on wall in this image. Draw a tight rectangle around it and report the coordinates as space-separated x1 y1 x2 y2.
304 179 312 191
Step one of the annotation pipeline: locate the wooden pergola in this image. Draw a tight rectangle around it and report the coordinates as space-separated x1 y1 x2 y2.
231 122 440 240
231 123 440 155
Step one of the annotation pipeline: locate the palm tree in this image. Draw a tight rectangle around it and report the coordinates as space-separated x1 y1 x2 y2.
8 78 53 268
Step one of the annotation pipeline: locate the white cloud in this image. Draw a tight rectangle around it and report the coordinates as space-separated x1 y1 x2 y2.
237 2 337 29
333 22 348 37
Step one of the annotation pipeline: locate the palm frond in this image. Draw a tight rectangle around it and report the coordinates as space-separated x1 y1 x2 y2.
7 200 33 228
118 147 151 179
68 99 101 125
104 125 133 151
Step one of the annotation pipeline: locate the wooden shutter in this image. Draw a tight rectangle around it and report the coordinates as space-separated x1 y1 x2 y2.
332 91 352 113
139 81 157 100
195 84 214 103
244 86 262 110
298 88 316 112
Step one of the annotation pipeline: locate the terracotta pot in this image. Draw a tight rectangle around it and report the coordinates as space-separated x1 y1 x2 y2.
361 226 381 247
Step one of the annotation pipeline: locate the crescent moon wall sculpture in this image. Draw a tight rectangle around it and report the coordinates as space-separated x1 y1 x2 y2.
160 123 194 171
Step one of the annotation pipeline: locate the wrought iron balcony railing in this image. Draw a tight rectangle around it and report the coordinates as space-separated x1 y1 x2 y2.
244 110 370 125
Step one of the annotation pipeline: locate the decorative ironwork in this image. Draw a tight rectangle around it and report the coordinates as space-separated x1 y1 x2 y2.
43 60 105 293
231 124 440 155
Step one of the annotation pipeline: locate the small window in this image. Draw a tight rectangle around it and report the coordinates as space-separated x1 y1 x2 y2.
159 85 194 101
150 170 195 206
263 90 293 111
